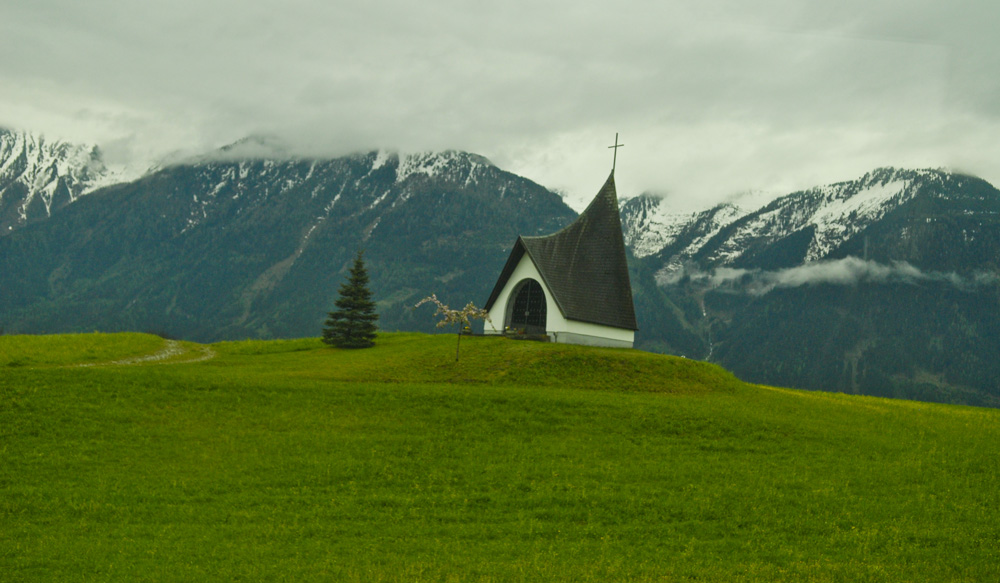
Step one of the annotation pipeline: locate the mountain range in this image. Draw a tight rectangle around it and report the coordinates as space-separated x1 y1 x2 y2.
621 167 1000 407
2 129 999 407
0 137 574 341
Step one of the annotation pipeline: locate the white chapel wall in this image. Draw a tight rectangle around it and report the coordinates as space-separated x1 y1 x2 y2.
484 253 543 334
548 314 634 348
485 254 634 348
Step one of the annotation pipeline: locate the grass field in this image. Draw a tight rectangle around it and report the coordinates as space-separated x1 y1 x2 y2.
1 332 998 581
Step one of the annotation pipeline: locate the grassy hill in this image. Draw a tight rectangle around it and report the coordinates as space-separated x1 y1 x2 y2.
2 333 998 581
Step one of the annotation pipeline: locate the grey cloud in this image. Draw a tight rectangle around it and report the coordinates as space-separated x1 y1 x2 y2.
2 0 1000 209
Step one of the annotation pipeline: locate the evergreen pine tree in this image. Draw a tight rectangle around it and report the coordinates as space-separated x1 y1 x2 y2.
322 250 379 348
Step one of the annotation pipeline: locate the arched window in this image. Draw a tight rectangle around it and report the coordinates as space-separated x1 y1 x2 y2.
506 279 547 334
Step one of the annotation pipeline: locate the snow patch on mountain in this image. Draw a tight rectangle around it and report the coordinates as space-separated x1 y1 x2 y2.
371 150 394 171
395 151 493 184
622 189 778 259
644 167 968 287
397 152 451 182
687 204 752 260
0 129 142 233
621 195 698 257
724 169 924 265
806 179 911 260
368 190 391 210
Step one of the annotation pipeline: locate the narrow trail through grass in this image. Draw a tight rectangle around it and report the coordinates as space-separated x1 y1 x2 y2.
0 333 217 368
85 339 217 366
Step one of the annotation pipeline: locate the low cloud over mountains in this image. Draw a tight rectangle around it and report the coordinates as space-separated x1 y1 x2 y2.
663 257 1000 295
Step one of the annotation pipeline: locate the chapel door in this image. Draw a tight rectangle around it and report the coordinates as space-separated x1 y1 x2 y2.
507 279 547 334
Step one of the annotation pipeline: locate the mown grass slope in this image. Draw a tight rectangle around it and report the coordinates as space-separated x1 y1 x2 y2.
1 332 998 581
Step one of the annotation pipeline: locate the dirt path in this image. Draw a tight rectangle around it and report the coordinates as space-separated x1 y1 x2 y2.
78 340 216 367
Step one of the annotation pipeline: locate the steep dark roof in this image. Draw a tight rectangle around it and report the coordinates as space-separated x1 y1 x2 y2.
485 172 638 331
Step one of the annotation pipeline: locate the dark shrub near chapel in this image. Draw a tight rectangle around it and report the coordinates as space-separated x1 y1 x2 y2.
323 250 379 348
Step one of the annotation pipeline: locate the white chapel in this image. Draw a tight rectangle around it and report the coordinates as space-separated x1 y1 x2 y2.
483 170 638 348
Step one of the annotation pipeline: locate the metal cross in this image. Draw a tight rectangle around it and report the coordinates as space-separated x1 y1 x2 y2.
608 133 624 171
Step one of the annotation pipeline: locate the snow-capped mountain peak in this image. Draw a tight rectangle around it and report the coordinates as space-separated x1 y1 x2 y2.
636 167 979 279
393 150 495 184
621 191 763 259
0 128 136 234
621 193 699 257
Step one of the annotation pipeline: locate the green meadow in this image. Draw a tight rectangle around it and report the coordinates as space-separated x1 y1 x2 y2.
1 332 998 582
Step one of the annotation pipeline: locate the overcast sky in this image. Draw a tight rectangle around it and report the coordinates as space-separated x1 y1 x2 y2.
3 0 999 210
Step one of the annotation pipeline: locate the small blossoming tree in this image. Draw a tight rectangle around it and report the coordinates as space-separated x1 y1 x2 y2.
415 294 494 361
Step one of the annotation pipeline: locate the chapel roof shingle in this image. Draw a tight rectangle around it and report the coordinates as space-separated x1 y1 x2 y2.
485 172 638 331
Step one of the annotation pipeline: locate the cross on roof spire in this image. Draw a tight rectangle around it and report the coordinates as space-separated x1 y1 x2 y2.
608 133 624 172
